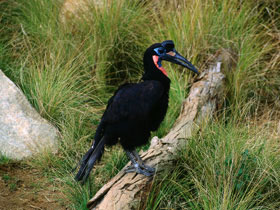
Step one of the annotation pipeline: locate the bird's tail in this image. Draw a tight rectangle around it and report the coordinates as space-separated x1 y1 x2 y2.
75 121 106 183
74 137 105 183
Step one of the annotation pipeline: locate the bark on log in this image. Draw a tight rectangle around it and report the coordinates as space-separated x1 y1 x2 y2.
87 51 229 210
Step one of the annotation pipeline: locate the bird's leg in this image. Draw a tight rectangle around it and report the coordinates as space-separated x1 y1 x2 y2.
124 150 154 176
132 150 155 173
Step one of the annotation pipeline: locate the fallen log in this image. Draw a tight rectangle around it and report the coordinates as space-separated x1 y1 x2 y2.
87 51 230 210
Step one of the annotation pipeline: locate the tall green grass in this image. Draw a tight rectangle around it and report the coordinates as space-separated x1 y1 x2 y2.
144 121 280 209
154 0 276 118
0 0 279 209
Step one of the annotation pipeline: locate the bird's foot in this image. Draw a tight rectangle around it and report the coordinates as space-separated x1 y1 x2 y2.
125 163 155 177
140 164 155 173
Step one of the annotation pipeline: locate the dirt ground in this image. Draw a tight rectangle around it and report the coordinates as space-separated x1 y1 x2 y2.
0 163 67 210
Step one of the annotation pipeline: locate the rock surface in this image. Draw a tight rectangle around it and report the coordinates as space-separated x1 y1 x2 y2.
0 70 58 160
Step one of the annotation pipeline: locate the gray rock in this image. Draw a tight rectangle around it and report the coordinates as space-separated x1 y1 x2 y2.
0 70 58 160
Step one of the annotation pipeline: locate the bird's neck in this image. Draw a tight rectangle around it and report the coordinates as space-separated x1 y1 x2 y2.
142 65 171 91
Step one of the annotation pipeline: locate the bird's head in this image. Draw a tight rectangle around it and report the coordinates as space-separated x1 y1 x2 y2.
143 40 199 78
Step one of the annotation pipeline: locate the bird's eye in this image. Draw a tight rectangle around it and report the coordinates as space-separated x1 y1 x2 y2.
154 47 166 55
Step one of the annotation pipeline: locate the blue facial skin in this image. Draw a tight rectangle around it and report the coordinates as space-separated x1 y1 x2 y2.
154 47 167 67
154 47 166 56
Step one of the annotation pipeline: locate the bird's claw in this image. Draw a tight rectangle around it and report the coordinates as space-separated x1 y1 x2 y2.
142 164 155 173
125 164 155 176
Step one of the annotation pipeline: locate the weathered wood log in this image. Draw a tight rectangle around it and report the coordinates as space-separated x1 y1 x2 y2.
87 51 230 210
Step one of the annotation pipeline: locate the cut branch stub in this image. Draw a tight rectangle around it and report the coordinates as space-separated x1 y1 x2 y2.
87 51 230 210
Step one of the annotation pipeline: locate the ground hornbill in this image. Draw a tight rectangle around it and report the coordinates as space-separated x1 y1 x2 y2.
75 40 199 183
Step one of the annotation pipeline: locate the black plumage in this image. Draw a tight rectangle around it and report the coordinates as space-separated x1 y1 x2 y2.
75 40 198 183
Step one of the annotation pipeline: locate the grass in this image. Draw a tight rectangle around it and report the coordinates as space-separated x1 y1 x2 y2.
0 155 11 165
1 173 21 192
155 0 277 118
144 121 280 209
0 0 279 209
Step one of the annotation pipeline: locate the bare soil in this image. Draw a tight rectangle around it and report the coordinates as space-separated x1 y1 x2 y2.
0 163 67 210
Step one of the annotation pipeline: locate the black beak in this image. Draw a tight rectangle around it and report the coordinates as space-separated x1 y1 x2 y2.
162 50 199 75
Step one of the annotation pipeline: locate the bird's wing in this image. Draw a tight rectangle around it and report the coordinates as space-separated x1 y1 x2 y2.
102 81 164 123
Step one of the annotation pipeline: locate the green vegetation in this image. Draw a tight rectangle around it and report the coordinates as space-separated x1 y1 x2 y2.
144 121 280 209
0 0 279 209
2 173 21 192
0 155 11 165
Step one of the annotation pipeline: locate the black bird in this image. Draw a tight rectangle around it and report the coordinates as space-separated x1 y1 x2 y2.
75 40 199 183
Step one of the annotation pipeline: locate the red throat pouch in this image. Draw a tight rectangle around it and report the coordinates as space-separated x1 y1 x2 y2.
152 55 168 77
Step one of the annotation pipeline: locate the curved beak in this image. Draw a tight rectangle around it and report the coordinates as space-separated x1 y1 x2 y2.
161 50 199 75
